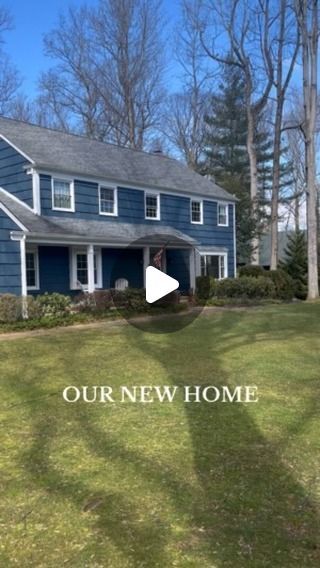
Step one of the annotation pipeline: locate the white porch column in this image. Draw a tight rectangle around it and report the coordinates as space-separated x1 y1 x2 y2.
143 246 150 288
189 247 196 292
87 244 95 293
20 235 28 318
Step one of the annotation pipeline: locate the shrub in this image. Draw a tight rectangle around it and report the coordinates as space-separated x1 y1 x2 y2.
214 276 276 299
111 288 148 311
196 276 215 299
239 265 266 278
0 294 22 323
73 290 113 313
264 269 294 300
36 293 71 317
153 290 180 307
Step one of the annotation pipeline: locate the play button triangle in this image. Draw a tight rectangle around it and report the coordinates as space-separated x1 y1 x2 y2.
146 266 179 304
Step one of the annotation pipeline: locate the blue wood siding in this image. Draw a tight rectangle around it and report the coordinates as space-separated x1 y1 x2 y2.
166 250 190 292
40 175 235 277
0 208 21 295
102 248 143 289
38 246 70 295
0 139 33 207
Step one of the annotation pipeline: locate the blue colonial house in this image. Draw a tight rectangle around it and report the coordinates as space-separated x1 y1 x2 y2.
0 117 236 299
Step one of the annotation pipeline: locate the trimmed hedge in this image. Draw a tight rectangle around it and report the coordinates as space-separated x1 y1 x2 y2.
239 265 266 278
214 276 276 299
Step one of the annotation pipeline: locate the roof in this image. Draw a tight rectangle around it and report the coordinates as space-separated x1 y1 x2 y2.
0 116 235 201
0 189 197 247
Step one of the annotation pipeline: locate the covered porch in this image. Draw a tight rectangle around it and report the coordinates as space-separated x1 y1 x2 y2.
16 230 198 299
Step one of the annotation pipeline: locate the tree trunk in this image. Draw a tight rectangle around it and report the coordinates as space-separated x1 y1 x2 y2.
270 101 283 269
299 0 319 299
247 106 260 264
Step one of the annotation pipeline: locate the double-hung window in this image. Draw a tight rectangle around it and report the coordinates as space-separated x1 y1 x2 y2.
217 203 229 226
52 178 74 211
145 192 160 220
191 200 203 224
26 248 39 290
200 254 227 280
99 186 117 216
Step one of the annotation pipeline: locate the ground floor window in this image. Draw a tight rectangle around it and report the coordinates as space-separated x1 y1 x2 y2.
200 254 227 279
26 248 39 290
71 248 102 289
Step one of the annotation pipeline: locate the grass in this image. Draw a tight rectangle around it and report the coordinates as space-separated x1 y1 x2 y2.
0 303 320 567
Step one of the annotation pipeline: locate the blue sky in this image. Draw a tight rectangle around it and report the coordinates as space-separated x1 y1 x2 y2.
5 0 181 98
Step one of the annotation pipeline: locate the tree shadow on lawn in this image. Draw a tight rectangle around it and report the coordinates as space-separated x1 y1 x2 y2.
124 310 320 566
5 307 320 567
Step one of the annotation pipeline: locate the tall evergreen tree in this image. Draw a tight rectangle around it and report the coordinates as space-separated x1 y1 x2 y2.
204 65 264 263
204 64 292 264
280 231 307 299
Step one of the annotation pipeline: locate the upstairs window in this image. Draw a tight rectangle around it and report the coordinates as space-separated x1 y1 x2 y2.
52 178 74 211
99 186 117 216
218 203 229 226
145 192 160 220
191 200 203 224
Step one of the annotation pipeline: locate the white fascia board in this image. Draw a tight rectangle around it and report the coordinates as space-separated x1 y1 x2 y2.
0 186 34 213
0 134 35 164
0 203 28 232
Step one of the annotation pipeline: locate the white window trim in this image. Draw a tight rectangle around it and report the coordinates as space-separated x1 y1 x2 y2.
145 191 160 221
52 177 75 212
190 199 203 224
98 185 118 216
70 247 102 290
26 246 40 291
200 252 228 280
217 202 229 227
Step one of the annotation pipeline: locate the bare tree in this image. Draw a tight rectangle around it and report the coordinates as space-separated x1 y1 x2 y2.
163 0 212 169
270 0 300 268
39 1 166 149
295 0 319 299
0 7 21 115
196 0 275 264
91 0 166 149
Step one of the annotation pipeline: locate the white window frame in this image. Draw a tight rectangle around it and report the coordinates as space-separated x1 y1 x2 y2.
70 247 102 290
145 191 160 220
99 185 118 216
190 199 203 224
200 252 228 280
217 202 229 227
52 177 75 212
26 246 40 291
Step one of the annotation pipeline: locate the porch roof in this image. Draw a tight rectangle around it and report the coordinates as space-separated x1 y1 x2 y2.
0 188 197 247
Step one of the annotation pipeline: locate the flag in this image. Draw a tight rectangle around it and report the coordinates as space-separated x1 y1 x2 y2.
153 247 164 270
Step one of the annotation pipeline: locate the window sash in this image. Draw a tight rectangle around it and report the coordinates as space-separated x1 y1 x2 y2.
75 252 99 287
53 179 73 210
100 187 115 214
26 250 39 289
26 252 36 288
145 193 159 219
191 200 202 223
200 254 227 279
218 204 228 226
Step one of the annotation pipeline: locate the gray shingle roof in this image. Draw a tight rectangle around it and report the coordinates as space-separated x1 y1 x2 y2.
0 116 235 201
0 189 197 246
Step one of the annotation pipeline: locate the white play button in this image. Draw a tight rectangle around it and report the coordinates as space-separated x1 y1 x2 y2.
146 266 179 303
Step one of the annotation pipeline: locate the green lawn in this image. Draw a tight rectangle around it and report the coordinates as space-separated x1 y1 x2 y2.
1 304 320 567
